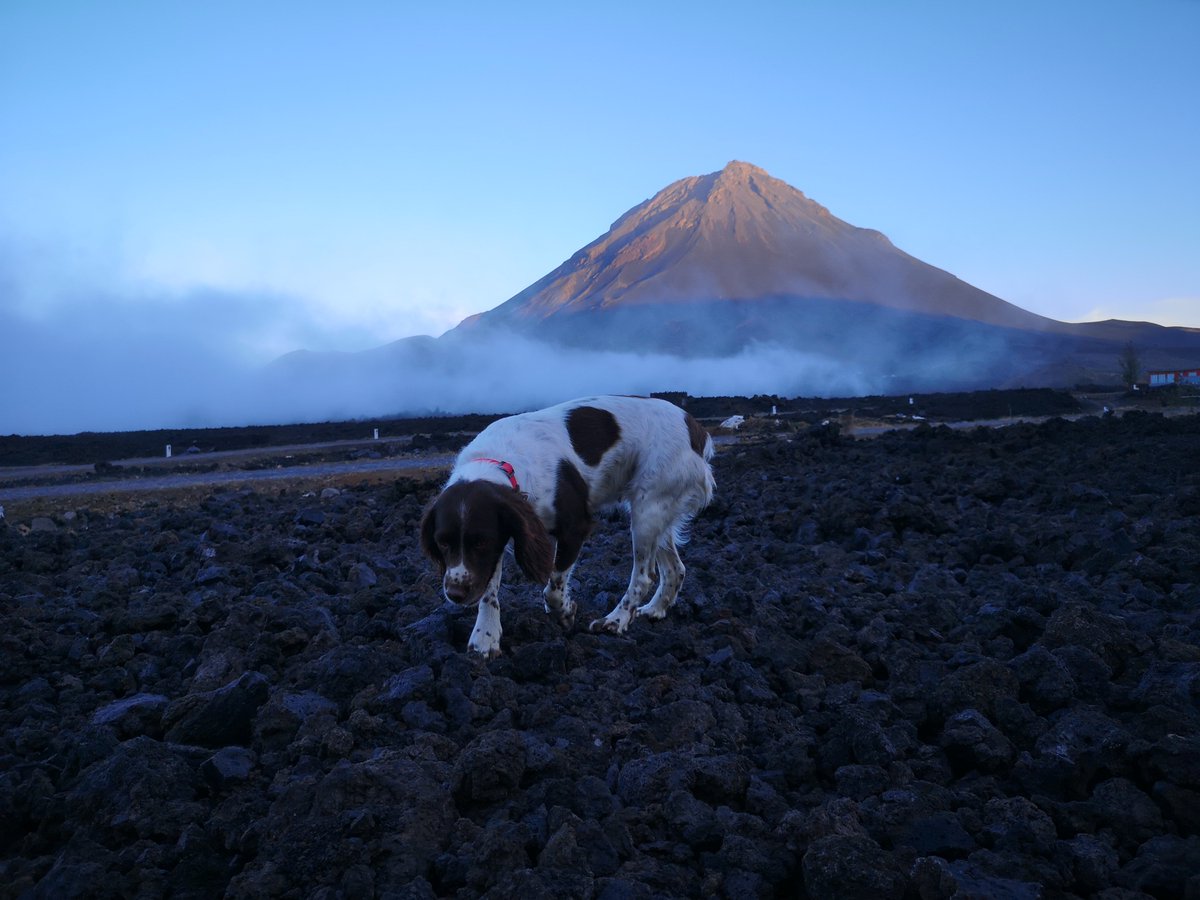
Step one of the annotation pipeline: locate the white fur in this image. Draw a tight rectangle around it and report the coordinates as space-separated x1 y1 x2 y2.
446 395 715 651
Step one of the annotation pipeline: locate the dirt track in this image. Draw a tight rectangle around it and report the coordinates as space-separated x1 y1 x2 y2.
0 454 454 505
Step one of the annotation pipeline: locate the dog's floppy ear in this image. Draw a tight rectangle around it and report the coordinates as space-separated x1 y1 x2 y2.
418 499 445 572
498 492 554 584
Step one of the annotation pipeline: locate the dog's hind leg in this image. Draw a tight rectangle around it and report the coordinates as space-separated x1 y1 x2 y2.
637 538 684 621
589 498 670 634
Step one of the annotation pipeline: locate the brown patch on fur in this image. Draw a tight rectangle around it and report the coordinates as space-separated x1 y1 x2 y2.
551 458 591 572
684 411 709 457
566 406 621 467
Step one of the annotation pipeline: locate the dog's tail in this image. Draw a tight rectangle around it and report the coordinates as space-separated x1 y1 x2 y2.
696 431 716 509
671 448 715 549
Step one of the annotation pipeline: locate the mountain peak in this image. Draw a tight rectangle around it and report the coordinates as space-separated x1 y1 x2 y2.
709 160 792 200
681 160 826 225
711 160 802 196
718 160 768 179
474 162 1054 332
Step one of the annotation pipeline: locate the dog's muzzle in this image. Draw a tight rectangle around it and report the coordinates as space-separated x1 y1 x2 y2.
443 565 476 605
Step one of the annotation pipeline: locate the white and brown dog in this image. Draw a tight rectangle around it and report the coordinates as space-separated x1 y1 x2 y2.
419 395 715 657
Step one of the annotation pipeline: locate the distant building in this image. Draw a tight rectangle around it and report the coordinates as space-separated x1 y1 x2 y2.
1147 368 1200 387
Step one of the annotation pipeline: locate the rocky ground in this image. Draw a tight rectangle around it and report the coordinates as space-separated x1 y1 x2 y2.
2 410 1199 899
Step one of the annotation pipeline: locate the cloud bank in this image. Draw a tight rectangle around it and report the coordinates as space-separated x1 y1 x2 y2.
0 238 1021 435
0 245 361 434
258 331 879 427
0 236 426 433
1 268 885 435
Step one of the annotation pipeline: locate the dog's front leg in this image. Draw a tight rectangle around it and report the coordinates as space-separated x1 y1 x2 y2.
543 562 578 629
468 561 504 658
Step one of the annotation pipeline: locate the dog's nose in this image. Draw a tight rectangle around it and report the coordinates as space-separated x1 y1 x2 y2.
445 583 470 604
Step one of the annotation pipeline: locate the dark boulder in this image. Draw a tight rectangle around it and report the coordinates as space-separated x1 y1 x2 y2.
163 671 270 748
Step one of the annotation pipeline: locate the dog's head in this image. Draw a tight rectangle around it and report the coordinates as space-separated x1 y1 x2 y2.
419 480 554 606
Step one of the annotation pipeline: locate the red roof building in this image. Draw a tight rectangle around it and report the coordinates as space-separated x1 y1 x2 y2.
1147 368 1200 387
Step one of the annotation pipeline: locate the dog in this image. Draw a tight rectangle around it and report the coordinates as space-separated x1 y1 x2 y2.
419 395 715 657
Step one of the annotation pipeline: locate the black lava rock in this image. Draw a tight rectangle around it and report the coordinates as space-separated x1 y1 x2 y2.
4 409 1200 897
162 671 271 748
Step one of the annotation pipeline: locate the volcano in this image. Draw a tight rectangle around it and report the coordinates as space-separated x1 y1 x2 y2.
468 161 1051 333
445 161 1198 387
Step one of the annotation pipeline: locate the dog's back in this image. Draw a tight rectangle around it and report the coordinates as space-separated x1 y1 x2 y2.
454 395 713 518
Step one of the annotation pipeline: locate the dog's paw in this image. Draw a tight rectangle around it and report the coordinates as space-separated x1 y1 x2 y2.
588 611 633 635
468 643 502 660
635 602 669 621
545 599 577 630
468 633 502 659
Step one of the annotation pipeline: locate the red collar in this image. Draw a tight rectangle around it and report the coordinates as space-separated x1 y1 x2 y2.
472 457 520 491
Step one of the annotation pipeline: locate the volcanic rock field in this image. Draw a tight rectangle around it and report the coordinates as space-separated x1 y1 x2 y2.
2 409 1199 898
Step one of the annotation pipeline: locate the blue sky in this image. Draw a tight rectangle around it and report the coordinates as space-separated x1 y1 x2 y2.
1 0 1198 371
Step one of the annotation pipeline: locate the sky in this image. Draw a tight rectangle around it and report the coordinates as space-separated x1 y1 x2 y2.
1 0 1198 432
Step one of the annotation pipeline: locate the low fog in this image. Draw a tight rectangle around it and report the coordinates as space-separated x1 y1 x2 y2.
258 332 882 427
2 253 1019 435
1 312 877 435
0 276 391 435
3 296 1015 436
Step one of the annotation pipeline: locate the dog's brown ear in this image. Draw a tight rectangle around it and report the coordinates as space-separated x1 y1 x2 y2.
418 500 445 572
499 492 554 584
